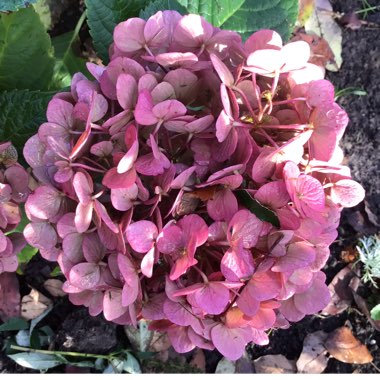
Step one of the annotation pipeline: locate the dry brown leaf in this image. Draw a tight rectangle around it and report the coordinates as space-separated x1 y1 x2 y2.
322 266 355 316
325 327 373 364
305 0 342 71
43 279 66 297
21 288 53 320
297 331 329 373
291 33 334 70
149 330 172 352
0 273 20 321
254 354 297 374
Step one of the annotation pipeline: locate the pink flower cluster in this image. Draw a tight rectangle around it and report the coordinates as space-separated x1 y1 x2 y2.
0 142 28 274
23 12 365 360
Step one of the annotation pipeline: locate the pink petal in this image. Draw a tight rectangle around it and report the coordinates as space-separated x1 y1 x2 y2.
194 282 230 315
221 248 255 282
73 172 93 204
103 289 128 321
244 29 282 53
210 53 234 86
272 242 316 272
23 222 57 251
25 186 63 221
330 179 365 207
110 185 138 211
168 326 195 353
152 99 187 121
116 73 137 110
114 18 146 53
102 167 137 189
211 324 248 361
74 202 93 233
126 220 158 253
207 188 238 222
134 90 156 125
69 262 101 290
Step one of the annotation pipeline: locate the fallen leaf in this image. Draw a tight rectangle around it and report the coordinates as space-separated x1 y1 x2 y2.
124 319 153 352
349 276 380 332
43 279 66 297
254 354 297 374
305 0 343 71
0 273 20 321
298 0 315 26
236 351 255 373
297 331 329 373
291 33 334 70
215 357 236 374
21 288 53 320
325 327 373 364
322 266 355 315
190 348 206 372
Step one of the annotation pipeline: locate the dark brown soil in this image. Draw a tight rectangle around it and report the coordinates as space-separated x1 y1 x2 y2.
1 0 380 374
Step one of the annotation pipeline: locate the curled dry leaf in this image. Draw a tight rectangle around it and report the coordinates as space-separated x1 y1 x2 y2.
21 288 53 320
305 0 342 71
124 319 153 352
254 354 297 374
322 266 356 316
325 327 373 364
43 279 66 297
298 0 316 26
297 331 329 373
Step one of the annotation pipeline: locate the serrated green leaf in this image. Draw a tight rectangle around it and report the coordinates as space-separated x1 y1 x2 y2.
0 317 29 332
371 305 380 321
145 0 299 41
235 189 280 228
0 89 54 154
0 7 55 90
220 0 299 41
139 0 187 19
17 245 38 268
0 1 37 12
177 0 244 27
8 352 62 370
85 0 150 63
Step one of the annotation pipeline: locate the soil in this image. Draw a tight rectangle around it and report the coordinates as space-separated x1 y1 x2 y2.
1 0 380 374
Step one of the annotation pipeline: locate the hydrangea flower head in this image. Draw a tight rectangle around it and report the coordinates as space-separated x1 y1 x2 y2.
23 13 364 360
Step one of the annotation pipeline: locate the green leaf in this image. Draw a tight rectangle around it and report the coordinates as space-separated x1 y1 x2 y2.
139 0 187 19
0 317 29 332
8 352 62 370
177 0 244 27
33 0 52 30
235 190 280 228
220 0 299 41
17 245 39 270
49 266 63 277
145 0 299 41
370 305 380 321
0 89 54 154
85 0 150 63
0 1 37 12
0 7 55 90
122 353 141 374
52 12 89 88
